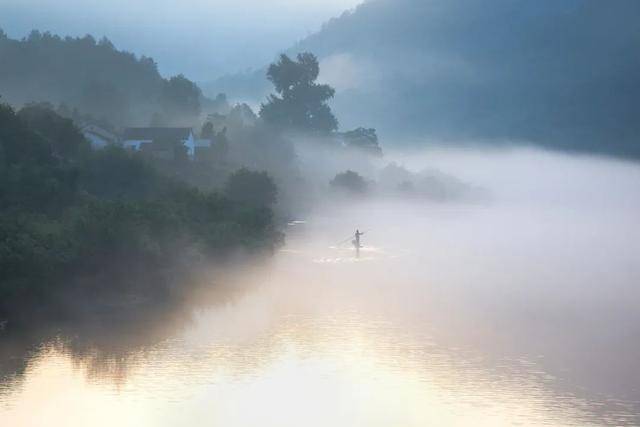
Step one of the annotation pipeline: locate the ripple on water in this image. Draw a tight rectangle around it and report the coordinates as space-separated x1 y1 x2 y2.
1 308 638 427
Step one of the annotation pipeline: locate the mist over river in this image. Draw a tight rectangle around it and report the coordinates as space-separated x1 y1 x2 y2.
1 148 639 426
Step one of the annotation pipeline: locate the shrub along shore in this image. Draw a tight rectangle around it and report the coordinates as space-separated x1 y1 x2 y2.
0 103 283 322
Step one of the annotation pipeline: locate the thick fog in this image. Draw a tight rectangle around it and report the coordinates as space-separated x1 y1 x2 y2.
268 141 640 400
2 146 639 426
265 144 640 407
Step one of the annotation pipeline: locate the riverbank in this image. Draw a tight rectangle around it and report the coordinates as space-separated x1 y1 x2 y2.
0 102 284 324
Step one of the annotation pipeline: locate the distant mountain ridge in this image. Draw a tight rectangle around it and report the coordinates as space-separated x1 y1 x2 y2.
207 0 640 158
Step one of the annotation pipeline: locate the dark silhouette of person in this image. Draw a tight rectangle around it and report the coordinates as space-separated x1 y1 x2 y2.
354 229 365 249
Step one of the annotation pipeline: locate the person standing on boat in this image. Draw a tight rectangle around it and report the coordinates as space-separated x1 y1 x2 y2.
354 229 365 249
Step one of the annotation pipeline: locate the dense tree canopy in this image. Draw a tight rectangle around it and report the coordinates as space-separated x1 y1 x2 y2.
0 30 204 128
330 170 368 194
225 168 277 208
160 75 202 125
260 53 338 134
0 103 281 319
17 103 90 160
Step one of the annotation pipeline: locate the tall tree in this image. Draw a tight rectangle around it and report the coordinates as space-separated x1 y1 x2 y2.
201 121 215 139
260 53 338 134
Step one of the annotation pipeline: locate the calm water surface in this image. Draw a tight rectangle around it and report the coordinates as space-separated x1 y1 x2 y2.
1 150 639 426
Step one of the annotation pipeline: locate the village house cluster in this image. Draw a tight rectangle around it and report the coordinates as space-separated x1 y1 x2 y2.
81 125 216 161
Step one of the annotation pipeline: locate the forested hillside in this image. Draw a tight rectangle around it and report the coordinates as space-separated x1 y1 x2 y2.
208 0 640 158
0 29 202 127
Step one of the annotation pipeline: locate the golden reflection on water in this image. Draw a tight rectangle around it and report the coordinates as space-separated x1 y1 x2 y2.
0 306 631 427
2 195 640 427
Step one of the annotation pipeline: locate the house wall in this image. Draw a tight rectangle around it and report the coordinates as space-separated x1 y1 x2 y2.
124 131 195 158
183 132 196 159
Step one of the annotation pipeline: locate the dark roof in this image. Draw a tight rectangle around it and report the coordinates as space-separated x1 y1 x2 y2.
122 127 192 141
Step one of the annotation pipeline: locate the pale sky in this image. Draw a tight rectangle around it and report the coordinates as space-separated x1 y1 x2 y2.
0 0 365 80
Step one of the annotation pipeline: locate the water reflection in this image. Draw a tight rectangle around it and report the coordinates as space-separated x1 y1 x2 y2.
1 301 637 426
2 151 640 426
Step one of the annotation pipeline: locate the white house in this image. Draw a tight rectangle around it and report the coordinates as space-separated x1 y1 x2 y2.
187 138 213 157
122 127 196 158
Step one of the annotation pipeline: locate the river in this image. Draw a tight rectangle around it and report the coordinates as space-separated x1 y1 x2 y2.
1 148 639 426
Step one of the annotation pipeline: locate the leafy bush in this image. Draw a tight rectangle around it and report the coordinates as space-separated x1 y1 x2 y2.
225 168 278 208
340 128 382 156
330 170 369 194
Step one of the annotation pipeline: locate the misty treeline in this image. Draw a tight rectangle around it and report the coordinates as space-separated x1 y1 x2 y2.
0 30 381 153
328 163 480 202
0 102 283 321
0 29 207 128
211 0 640 159
195 52 384 208
0 29 383 196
